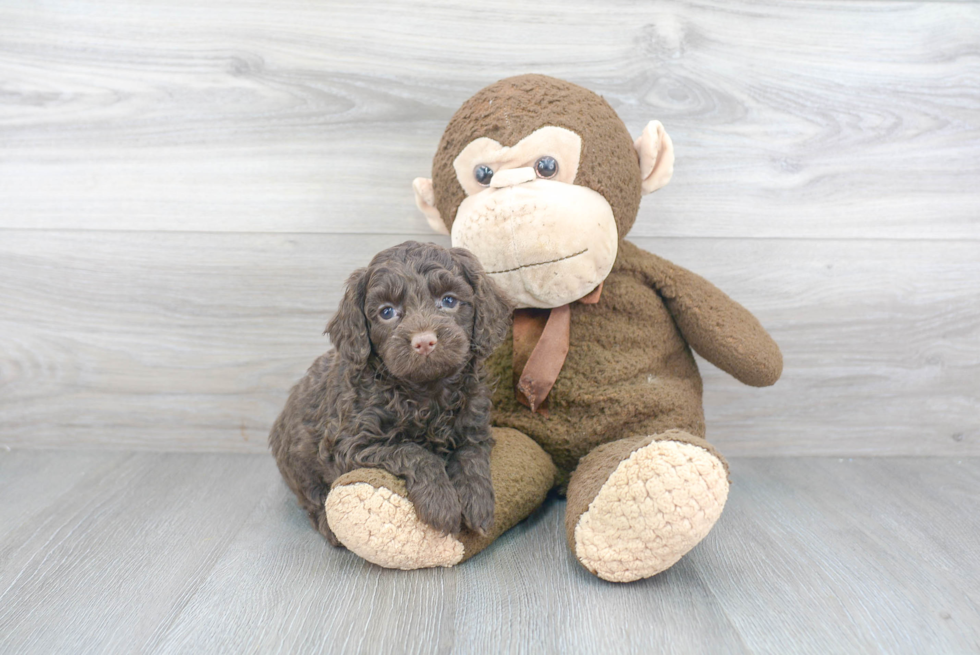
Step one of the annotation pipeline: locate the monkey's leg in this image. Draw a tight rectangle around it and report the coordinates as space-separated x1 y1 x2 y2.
324 428 556 570
565 430 730 583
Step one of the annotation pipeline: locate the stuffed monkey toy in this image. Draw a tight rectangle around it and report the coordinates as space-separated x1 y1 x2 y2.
324 75 782 582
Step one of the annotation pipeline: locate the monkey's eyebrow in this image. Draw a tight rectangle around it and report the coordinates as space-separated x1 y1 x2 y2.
453 137 504 169
453 126 583 196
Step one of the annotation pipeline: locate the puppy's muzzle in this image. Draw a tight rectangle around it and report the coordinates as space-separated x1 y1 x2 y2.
411 331 438 357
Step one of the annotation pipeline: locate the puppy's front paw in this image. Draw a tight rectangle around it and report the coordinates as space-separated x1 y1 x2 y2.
455 475 495 535
407 479 462 535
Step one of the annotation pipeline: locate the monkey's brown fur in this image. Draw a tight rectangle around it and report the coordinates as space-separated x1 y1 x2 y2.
327 75 782 579
488 240 781 486
434 76 780 482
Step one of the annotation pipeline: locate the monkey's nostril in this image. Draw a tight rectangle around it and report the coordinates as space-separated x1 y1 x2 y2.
411 332 438 356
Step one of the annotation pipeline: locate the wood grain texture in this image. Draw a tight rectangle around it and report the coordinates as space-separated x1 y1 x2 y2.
1 0 978 455
1 451 978 653
0 1 977 239
0 452 274 654
698 457 980 654
0 449 130 541
1 231 976 455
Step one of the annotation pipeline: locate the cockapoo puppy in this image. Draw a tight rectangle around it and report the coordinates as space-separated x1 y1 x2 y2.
270 241 511 546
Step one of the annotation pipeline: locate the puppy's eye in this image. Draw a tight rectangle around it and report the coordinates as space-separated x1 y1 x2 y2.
474 165 494 186
535 156 558 179
439 295 458 309
378 305 397 320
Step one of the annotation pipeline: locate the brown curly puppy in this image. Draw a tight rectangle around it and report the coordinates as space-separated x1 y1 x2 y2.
269 241 511 546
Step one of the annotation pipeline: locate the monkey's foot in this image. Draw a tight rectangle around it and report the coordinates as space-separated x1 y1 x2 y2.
325 428 557 570
325 469 464 570
566 431 729 583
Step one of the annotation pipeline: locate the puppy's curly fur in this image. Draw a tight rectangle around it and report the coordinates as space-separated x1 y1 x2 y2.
269 241 511 545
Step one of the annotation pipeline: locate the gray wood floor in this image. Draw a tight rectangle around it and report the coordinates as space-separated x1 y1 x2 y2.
1 450 977 654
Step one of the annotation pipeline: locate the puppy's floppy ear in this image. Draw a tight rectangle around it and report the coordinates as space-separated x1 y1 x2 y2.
326 267 371 367
450 247 512 359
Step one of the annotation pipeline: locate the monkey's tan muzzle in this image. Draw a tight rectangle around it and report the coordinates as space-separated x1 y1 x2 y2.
452 181 618 309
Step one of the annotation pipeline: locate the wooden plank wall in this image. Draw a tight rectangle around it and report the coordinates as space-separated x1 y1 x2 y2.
1 0 977 455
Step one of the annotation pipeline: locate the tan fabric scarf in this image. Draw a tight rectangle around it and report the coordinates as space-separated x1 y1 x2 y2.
513 283 603 414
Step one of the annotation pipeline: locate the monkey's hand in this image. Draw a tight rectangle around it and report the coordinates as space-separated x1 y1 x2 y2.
343 442 464 535
325 468 466 570
634 242 783 387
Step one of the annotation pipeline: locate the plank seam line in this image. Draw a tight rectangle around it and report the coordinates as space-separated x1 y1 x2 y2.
0 228 977 243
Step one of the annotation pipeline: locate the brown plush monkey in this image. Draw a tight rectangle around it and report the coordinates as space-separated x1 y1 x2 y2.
324 75 782 582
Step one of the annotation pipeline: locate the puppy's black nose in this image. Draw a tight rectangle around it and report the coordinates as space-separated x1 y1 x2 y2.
411 331 438 356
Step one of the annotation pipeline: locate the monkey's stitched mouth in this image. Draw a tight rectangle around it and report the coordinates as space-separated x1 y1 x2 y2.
486 248 588 275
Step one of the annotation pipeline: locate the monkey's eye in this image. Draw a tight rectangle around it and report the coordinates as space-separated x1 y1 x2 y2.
439 295 459 309
474 165 494 186
535 156 558 179
378 305 397 321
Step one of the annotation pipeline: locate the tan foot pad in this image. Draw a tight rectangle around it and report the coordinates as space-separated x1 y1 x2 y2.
573 440 729 583
325 483 464 570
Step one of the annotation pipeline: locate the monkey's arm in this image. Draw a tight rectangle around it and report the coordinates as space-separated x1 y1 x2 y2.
633 245 782 387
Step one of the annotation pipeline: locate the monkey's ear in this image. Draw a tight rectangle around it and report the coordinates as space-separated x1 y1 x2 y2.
450 248 512 360
412 178 450 235
325 267 371 368
634 120 675 195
